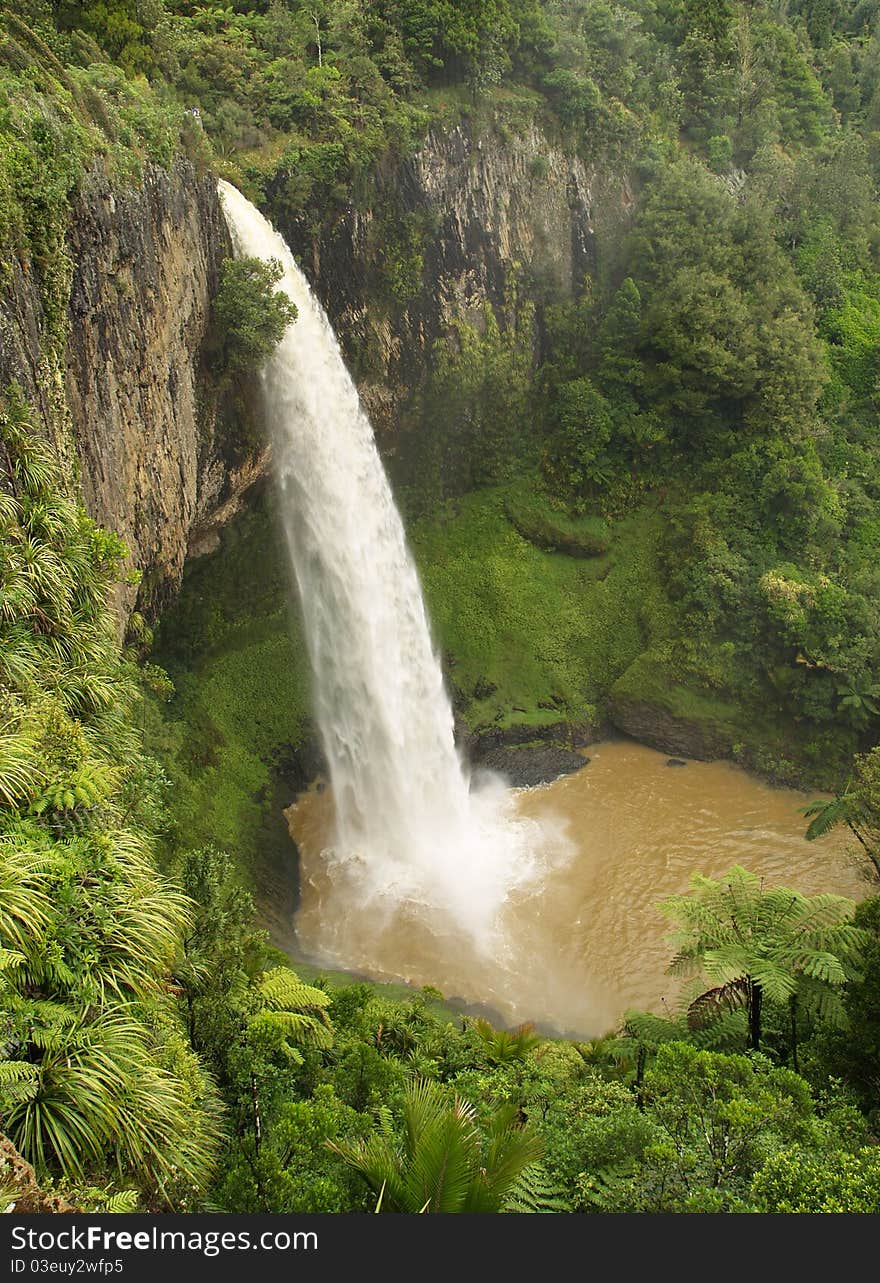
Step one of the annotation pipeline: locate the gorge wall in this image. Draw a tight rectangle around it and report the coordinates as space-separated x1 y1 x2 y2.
0 154 260 618
279 117 632 441
64 157 257 615
1 118 630 618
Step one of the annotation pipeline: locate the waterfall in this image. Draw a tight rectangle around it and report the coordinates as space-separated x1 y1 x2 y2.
218 181 567 968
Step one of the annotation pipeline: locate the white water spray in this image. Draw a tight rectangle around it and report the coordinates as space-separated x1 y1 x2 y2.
218 182 568 969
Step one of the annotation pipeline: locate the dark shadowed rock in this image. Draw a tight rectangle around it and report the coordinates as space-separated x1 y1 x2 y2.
473 745 590 789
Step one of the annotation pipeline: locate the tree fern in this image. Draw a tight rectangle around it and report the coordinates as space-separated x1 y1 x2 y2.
661 866 864 1050
253 967 334 1050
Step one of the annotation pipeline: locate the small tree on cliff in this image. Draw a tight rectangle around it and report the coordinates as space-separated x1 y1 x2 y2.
660 866 862 1055
212 256 297 380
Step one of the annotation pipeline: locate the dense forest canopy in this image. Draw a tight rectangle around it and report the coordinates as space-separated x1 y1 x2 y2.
1 0 880 1215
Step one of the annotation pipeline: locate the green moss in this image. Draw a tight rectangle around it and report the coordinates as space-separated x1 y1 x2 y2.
410 481 674 728
612 651 747 735
503 481 611 556
149 491 312 881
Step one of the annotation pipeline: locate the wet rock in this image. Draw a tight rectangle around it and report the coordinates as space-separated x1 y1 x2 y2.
465 718 599 756
666 758 688 767
607 692 732 762
0 1137 76 1214
279 118 634 447
474 745 590 788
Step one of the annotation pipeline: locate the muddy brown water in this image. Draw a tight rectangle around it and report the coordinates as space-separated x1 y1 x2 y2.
285 741 869 1037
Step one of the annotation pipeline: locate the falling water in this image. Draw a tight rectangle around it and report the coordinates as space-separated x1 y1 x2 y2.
218 182 569 972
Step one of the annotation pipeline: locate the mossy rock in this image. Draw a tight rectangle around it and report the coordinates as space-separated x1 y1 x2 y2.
608 653 740 761
503 485 611 557
413 486 673 731
608 652 857 789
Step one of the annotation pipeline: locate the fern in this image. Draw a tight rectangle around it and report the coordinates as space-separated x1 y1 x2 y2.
0 1060 39 1104
473 1017 540 1063
577 1162 638 1212
502 1163 571 1213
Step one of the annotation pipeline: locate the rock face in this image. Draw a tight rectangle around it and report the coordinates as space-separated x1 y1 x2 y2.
606 691 734 762
0 1135 75 1214
281 117 632 438
65 158 258 615
0 155 261 618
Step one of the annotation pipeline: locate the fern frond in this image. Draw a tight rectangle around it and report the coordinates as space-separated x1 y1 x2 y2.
502 1162 570 1213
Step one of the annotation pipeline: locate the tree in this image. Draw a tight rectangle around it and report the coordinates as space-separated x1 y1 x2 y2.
836 675 880 729
214 1085 372 1213
751 1145 880 1212
571 1043 823 1212
626 160 826 441
660 867 862 1052
173 845 268 1061
0 822 221 1197
542 377 614 498
632 1043 817 1210
56 1 161 73
212 257 298 379
810 895 880 1117
329 1077 543 1212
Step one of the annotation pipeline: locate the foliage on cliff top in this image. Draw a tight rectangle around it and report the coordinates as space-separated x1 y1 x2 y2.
34 0 864 224
0 8 201 358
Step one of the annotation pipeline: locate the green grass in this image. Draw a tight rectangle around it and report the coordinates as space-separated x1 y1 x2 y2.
410 481 675 730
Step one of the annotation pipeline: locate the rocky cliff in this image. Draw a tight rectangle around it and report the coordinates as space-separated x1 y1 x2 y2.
66 159 228 614
280 117 632 439
0 155 261 619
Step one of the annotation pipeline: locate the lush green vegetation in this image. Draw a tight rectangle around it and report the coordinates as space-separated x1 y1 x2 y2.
413 484 671 729
4 0 880 1217
9 0 880 782
0 390 219 1207
149 492 310 882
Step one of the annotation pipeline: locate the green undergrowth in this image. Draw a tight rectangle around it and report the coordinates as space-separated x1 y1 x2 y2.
503 481 611 556
149 490 311 886
410 481 674 730
292 965 469 1024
